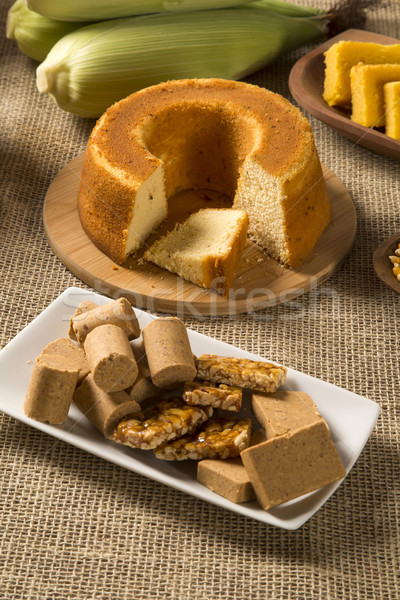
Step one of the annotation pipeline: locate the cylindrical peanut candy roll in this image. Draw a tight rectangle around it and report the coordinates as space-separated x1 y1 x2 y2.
142 317 196 388
72 298 140 345
84 324 138 392
68 300 99 341
131 340 151 379
128 372 158 404
73 374 141 438
41 337 89 384
24 354 79 424
128 341 158 402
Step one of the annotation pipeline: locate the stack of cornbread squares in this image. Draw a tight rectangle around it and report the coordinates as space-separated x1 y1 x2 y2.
323 40 400 140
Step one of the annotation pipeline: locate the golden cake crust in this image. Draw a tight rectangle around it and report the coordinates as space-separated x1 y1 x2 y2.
78 78 330 266
88 78 309 177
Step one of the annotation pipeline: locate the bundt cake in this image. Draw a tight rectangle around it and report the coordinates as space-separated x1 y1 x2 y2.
78 78 331 268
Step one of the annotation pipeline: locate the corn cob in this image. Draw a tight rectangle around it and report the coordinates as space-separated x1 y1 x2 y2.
36 6 326 118
6 0 87 62
250 0 322 17
26 0 257 22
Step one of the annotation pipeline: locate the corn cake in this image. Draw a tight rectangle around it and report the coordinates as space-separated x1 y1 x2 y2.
144 208 248 296
78 78 331 269
323 40 400 106
350 63 400 128
384 81 400 140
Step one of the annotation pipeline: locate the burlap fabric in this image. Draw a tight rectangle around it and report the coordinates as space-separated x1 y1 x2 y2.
1 1 399 598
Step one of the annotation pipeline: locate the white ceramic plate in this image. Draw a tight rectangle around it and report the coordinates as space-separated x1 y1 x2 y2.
0 287 380 530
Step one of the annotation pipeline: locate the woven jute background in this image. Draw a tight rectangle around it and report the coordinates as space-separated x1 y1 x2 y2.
1 1 399 598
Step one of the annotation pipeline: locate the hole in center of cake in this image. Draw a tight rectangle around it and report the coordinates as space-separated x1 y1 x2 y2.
142 102 259 202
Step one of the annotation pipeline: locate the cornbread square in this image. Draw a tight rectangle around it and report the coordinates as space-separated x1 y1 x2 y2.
240 421 346 510
323 41 400 106
384 81 400 140
252 390 324 438
143 208 248 297
350 63 400 128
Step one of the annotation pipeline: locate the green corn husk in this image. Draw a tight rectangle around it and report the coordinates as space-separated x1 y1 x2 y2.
26 0 258 22
36 6 327 118
250 0 322 17
6 0 88 62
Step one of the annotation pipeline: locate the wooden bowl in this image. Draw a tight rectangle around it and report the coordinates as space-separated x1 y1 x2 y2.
288 29 400 161
373 233 400 294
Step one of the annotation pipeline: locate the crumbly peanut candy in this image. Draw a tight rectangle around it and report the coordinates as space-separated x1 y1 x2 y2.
195 355 286 393
197 457 256 504
196 430 265 504
183 380 242 411
41 337 89 384
68 300 99 340
240 421 346 510
154 418 252 461
251 391 324 439
113 398 213 450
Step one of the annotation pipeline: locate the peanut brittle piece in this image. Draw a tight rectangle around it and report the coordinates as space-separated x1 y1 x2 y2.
195 355 286 393
113 397 212 450
183 380 242 412
154 418 252 461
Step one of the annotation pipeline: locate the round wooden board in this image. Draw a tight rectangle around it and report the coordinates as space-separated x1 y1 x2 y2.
43 153 356 317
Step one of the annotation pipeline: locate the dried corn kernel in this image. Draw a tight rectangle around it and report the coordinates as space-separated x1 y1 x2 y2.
389 243 400 280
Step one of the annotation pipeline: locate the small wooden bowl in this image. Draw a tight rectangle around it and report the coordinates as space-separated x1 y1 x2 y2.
373 233 400 294
288 29 400 161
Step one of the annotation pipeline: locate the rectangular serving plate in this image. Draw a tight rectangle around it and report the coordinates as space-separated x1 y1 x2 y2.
0 287 380 530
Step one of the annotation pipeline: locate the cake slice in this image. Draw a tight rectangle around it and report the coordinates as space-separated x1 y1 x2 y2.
384 81 400 140
323 41 400 107
350 63 400 128
143 208 248 296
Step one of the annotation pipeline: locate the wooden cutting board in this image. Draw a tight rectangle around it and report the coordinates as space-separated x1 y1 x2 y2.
43 153 356 316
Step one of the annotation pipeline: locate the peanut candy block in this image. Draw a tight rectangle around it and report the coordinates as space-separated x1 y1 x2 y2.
183 380 242 412
155 418 252 461
195 355 286 393
113 398 212 450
